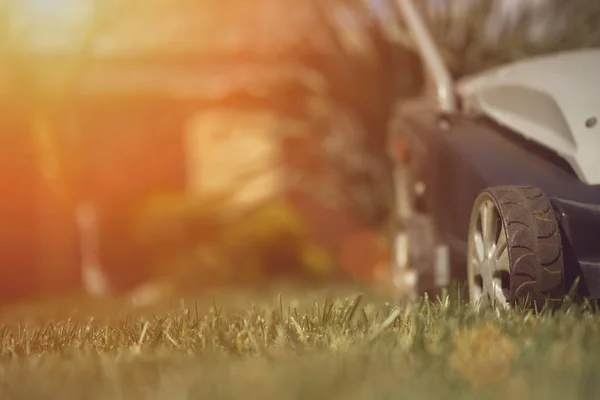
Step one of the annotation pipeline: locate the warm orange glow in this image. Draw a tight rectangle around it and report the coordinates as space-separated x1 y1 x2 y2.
339 230 389 282
21 0 63 13
9 0 95 53
0 0 387 303
14 0 94 19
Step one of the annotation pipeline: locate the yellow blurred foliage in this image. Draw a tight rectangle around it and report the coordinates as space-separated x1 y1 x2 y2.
299 242 335 278
449 323 517 387
131 193 335 287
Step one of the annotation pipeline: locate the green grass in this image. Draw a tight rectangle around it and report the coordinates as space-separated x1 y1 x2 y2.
0 287 599 400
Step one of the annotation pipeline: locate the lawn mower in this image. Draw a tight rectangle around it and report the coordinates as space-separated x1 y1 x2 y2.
389 0 600 308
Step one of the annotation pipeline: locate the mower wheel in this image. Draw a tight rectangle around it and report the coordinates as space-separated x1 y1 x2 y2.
467 186 565 309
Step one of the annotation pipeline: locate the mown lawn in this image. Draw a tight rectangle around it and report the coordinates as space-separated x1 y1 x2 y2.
0 286 598 400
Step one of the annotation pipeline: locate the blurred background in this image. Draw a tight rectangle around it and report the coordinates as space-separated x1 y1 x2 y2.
0 0 596 304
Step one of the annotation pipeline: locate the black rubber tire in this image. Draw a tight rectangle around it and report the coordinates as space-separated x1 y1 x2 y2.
479 186 565 308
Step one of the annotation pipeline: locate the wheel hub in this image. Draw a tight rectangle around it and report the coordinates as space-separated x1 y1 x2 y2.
468 198 510 309
481 259 494 288
480 259 505 306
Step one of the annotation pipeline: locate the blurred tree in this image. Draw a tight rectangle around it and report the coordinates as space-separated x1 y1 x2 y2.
382 0 600 78
80 0 406 289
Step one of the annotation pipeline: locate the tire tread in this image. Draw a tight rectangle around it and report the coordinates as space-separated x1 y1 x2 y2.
485 186 565 307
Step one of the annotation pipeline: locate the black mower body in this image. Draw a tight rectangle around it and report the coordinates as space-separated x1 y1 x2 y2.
398 100 600 298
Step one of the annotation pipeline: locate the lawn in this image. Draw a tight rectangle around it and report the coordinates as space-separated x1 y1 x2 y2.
0 285 598 400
